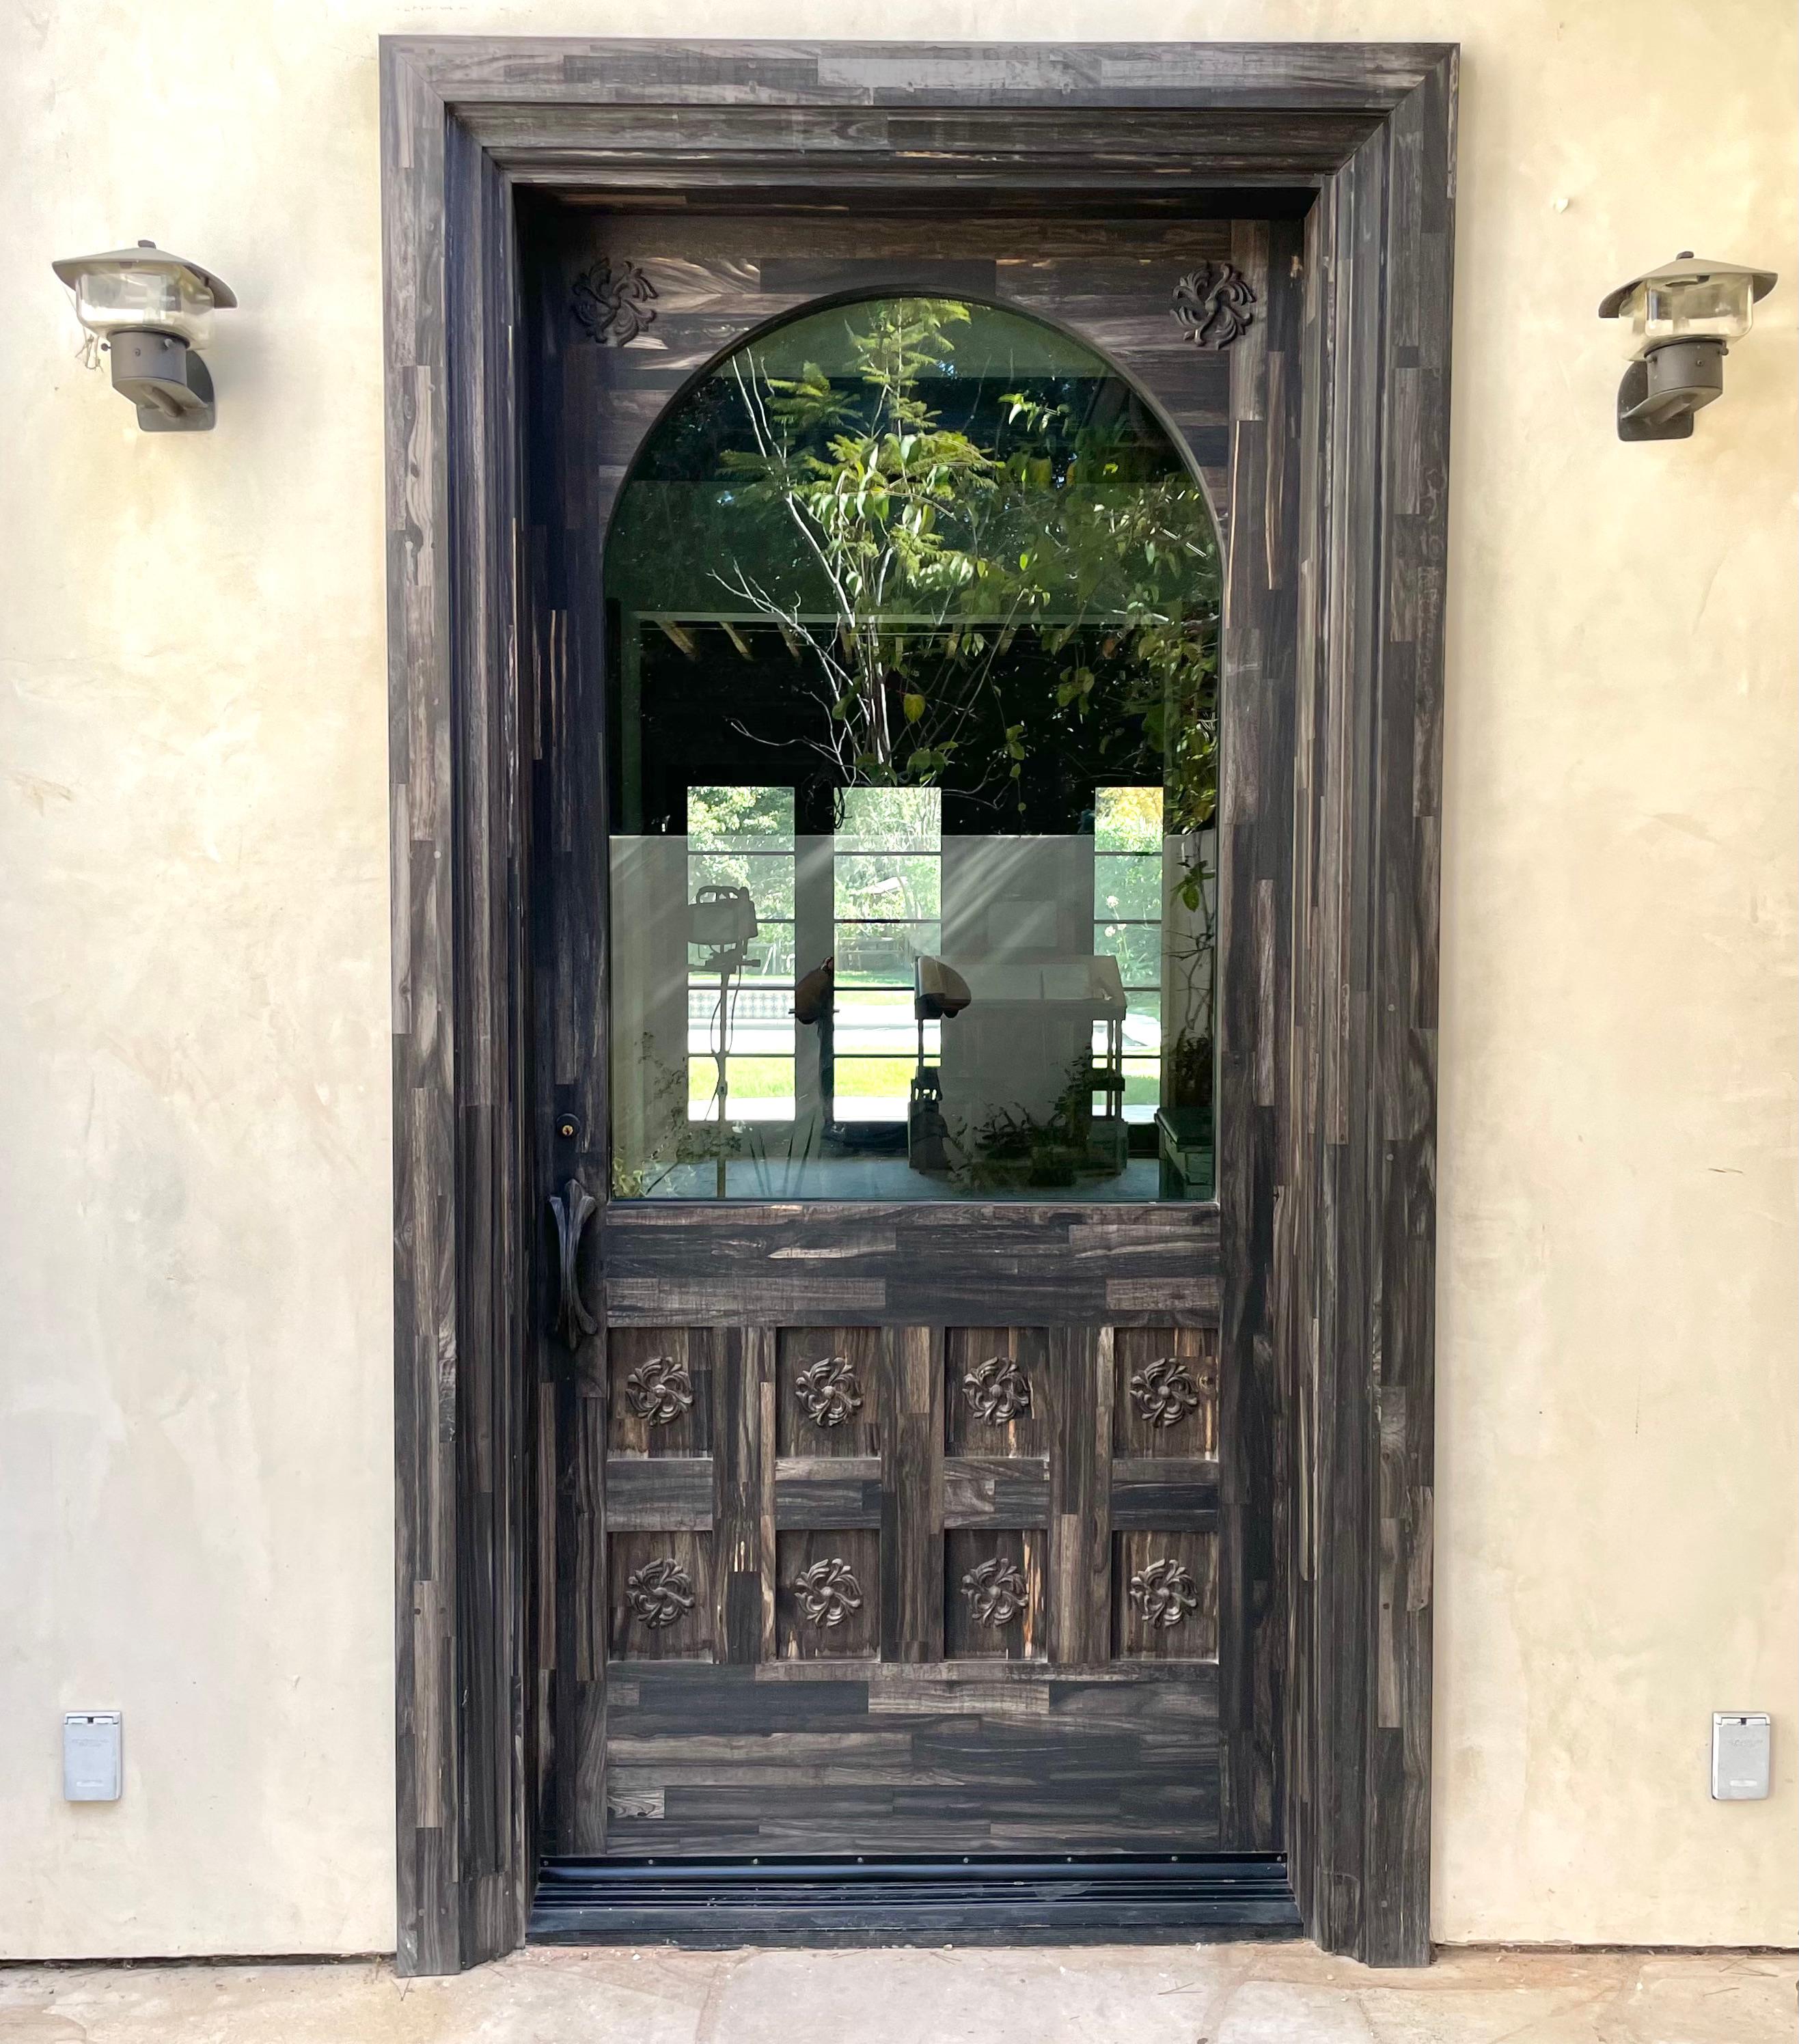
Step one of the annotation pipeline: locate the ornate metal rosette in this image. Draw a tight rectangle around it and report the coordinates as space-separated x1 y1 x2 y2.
625 1556 696 1629
963 1353 1033 1424
624 1353 695 1426
1130 1353 1200 1429
1129 1556 1199 1630
1171 261 1257 350
960 1555 1029 1629
572 256 659 346
793 1556 864 1629
794 1354 863 1427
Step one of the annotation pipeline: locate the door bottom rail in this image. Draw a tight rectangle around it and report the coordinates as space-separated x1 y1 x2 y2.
528 1851 1300 1946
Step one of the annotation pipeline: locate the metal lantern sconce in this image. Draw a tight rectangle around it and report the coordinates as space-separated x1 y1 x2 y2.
1599 252 1777 442
52 240 236 432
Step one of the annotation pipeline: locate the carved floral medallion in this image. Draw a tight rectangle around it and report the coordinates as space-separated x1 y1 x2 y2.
1129 1353 1201 1429
960 1554 1030 1629
1171 262 1257 350
625 1556 696 1629
794 1354 864 1428
572 257 659 346
624 1353 695 1426
1129 1556 1199 1630
962 1353 1033 1424
793 1556 864 1629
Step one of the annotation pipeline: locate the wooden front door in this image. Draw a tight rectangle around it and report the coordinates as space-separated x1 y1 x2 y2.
527 197 1289 1881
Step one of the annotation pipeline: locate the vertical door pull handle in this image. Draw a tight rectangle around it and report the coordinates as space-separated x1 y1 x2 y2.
548 1178 599 1350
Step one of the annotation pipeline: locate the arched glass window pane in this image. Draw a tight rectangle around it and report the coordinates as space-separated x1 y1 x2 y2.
605 297 1219 1202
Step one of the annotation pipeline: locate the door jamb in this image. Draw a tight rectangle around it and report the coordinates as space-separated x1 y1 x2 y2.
379 36 1455 1975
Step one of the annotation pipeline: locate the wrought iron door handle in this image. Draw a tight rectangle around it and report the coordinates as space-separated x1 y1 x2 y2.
548 1177 599 1350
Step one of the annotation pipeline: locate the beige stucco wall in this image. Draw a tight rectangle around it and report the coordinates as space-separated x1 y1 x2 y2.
1 0 1792 1963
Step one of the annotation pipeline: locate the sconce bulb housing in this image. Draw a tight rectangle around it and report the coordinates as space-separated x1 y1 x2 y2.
1598 253 1777 442
52 240 236 432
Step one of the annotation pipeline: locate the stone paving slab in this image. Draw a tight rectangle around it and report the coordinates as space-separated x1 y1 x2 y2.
0 1943 1791 2043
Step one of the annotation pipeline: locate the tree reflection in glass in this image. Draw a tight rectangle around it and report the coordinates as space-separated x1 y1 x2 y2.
606 297 1220 1202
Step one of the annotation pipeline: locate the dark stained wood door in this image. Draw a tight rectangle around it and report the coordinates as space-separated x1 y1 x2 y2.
527 197 1290 1866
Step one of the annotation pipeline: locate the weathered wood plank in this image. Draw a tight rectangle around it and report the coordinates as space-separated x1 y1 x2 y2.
604 1456 713 1531
942 1456 1052 1528
1047 1328 1112 1664
884 1326 944 1665
602 1205 1221 1327
1108 1461 1221 1530
713 1327 771 1663
774 1456 885 1528
393 38 1446 112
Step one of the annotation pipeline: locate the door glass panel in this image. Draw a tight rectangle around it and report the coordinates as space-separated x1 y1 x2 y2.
607 297 1220 1201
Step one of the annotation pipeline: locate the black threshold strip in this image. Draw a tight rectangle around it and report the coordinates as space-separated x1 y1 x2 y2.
530 1853 1301 1947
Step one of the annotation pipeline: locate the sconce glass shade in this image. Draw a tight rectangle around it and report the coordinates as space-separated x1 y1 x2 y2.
1599 254 1776 359
51 243 235 350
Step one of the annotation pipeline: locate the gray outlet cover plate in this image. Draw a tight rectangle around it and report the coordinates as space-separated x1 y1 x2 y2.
64 1711 122 1801
1711 1712 1771 1800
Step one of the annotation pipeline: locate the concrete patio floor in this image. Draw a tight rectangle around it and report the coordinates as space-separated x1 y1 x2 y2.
1 1942 1793 2043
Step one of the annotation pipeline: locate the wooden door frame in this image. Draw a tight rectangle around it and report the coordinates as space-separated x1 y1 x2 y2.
380 36 1455 1976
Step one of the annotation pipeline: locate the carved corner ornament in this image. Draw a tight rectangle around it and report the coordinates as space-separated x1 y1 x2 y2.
1129 1353 1202 1428
960 1555 1029 1629
625 1556 696 1629
1129 1556 1199 1629
1172 262 1257 350
962 1353 1033 1425
794 1354 864 1428
573 257 659 346
624 1353 695 1425
794 1556 864 1629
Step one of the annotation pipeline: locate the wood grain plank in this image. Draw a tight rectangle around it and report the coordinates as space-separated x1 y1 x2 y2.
713 1327 771 1663
942 1457 1052 1528
1047 1327 1111 1664
884 1326 944 1665
604 1457 713 1531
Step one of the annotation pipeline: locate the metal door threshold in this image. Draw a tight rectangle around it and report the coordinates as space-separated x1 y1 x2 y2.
529 1852 1300 1946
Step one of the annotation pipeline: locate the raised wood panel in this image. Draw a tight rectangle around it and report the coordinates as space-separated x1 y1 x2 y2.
607 1326 711 1456
609 1532 714 1661
1114 1325 1220 1458
945 1327 1051 1456
777 1326 885 1457
946 1528 1046 1661
1114 1531 1220 1661
776 1530 882 1660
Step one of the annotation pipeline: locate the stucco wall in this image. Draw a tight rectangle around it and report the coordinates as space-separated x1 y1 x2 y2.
1 0 1792 1961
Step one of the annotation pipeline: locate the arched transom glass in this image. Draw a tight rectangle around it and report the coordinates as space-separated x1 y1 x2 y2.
605 296 1220 1202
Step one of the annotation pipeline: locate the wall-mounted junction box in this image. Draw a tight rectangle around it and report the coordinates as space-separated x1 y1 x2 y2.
63 1711 122 1801
1711 1712 1771 1800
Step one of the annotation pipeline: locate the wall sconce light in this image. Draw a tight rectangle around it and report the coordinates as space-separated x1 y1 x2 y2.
1599 253 1777 442
51 240 236 432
